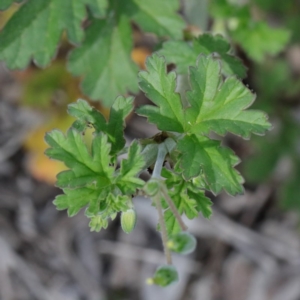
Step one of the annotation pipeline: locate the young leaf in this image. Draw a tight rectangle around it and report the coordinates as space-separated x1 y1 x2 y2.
68 16 139 106
177 134 244 195
45 129 114 189
89 215 108 232
68 97 134 155
187 189 212 219
185 55 271 138
115 141 145 194
45 125 144 224
162 168 213 235
160 33 247 78
164 210 181 236
136 54 186 132
54 187 99 217
0 0 103 69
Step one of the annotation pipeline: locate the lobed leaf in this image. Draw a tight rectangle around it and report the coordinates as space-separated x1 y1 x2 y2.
45 129 114 189
115 141 145 194
185 55 271 138
177 134 244 195
0 0 106 69
162 168 213 235
160 33 247 78
68 97 134 154
137 54 186 132
54 187 99 217
68 16 139 105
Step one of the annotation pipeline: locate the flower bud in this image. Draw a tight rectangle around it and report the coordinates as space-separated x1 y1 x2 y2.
167 232 196 255
121 208 137 234
147 265 178 287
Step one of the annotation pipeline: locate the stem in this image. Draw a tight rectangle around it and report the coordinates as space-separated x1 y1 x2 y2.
152 144 168 179
161 186 188 231
154 193 172 265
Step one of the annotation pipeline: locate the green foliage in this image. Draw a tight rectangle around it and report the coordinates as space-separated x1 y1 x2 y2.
138 54 270 138
242 54 300 212
0 0 184 105
1 0 285 286
0 0 105 68
161 167 212 235
160 33 247 78
45 104 144 226
231 22 290 62
209 0 290 62
45 52 270 246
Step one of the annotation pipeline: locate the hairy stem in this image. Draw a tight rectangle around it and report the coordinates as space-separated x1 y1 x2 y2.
152 144 168 179
161 186 188 231
154 193 172 265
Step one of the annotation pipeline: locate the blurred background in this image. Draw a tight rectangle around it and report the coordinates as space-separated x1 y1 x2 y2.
0 0 300 299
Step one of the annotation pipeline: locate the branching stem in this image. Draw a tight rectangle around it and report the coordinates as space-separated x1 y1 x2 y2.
151 143 172 264
152 144 168 179
154 193 172 265
161 186 188 231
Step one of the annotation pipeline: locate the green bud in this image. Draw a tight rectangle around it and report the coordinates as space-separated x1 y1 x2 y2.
121 208 137 234
147 265 178 287
167 232 196 255
144 179 160 196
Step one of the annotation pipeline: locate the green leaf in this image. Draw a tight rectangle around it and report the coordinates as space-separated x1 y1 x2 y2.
137 54 270 139
68 16 139 106
45 129 114 189
54 187 99 217
160 33 247 78
164 210 181 235
161 168 211 235
68 99 107 132
89 215 108 232
177 134 244 195
104 96 134 154
187 189 212 218
163 174 199 220
231 21 290 62
0 0 98 69
185 55 271 138
122 0 185 39
136 54 186 132
45 128 144 222
115 141 145 194
68 97 134 154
